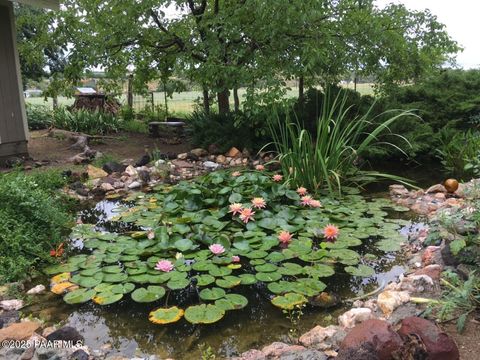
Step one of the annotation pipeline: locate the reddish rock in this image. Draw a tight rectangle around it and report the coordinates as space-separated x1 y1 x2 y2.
236 349 266 360
261 342 306 358
225 147 241 158
0 321 41 341
339 319 403 360
422 246 444 266
414 264 443 280
426 184 447 194
299 325 346 350
397 317 459 360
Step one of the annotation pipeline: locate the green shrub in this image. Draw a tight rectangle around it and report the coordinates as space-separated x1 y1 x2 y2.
186 111 268 153
26 104 52 130
435 127 480 179
0 170 71 283
52 108 122 135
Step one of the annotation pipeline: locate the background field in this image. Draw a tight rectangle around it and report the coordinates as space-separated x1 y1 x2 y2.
25 83 374 114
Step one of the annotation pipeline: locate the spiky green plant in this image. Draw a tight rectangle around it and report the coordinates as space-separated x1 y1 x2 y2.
266 90 417 195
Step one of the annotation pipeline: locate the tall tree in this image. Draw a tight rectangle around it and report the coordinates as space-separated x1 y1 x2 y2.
54 0 459 112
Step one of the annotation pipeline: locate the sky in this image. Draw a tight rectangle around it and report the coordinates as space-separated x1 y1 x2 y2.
377 0 479 68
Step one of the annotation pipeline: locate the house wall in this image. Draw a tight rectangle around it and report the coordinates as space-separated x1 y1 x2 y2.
0 0 29 161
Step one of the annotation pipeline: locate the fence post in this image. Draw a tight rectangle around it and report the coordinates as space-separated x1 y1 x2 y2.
127 74 133 109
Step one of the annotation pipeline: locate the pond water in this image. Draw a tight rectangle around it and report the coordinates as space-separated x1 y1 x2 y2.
24 194 415 360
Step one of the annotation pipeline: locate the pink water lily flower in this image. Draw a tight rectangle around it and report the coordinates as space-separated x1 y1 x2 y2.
300 195 313 206
232 255 241 263
272 174 283 182
278 231 293 246
155 260 174 272
255 164 265 171
310 199 322 208
229 203 243 216
209 243 225 255
251 197 267 209
323 224 339 241
232 171 241 177
296 187 308 196
239 207 255 223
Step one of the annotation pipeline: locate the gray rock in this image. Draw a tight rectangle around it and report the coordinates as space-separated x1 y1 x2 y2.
137 170 151 183
0 346 24 360
203 161 220 170
102 162 126 174
279 349 327 360
26 285 46 295
0 310 19 329
33 347 69 360
177 153 188 160
190 148 209 157
0 299 24 311
128 181 142 189
69 349 89 360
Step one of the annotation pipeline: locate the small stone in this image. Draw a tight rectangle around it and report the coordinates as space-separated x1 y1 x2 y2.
128 181 142 189
26 285 46 295
171 160 194 168
242 158 248 165
215 155 227 164
225 147 241 158
242 148 251 158
229 159 236 166
100 183 115 192
299 325 345 351
422 246 444 266
397 317 459 360
203 161 220 170
377 290 410 317
138 170 151 183
70 349 89 360
113 181 125 189
124 165 137 177
177 152 188 160
154 159 166 166
338 308 374 328
238 349 266 360
86 165 108 179
339 319 403 360
0 321 40 341
134 154 151 167
190 148 208 157
235 158 243 166
0 311 20 329
0 299 24 311
102 162 126 174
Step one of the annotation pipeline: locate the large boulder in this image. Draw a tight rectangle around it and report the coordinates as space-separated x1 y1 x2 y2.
397 317 459 360
46 326 84 343
0 321 41 341
338 319 403 360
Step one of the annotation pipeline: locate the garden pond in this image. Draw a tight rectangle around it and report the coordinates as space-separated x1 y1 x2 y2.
25 170 423 359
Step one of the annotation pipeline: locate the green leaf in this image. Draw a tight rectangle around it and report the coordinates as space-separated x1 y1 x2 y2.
344 264 375 277
149 306 184 324
131 287 166 302
199 287 226 300
184 304 225 324
271 293 307 310
63 289 96 304
450 239 466 256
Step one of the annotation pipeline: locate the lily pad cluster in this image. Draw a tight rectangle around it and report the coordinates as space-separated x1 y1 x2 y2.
46 170 409 325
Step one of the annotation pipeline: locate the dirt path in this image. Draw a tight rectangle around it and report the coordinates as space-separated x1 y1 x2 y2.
27 130 190 167
441 318 480 360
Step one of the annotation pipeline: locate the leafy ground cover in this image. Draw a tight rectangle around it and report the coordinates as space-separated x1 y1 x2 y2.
46 169 409 325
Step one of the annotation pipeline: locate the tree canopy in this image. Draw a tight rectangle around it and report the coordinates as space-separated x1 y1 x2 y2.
20 0 460 112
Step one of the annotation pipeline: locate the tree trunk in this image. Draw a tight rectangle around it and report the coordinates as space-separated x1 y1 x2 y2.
127 74 133 109
298 76 304 106
52 95 58 110
217 89 230 114
203 87 210 114
233 87 240 112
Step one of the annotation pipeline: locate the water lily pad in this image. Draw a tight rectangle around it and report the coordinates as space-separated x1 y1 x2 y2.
44 263 78 275
255 272 282 282
103 272 128 283
63 288 96 304
131 286 166 302
93 292 123 305
267 281 294 294
278 263 304 276
255 263 278 273
238 274 257 285
184 304 225 324
215 294 248 311
209 266 232 277
344 264 375 277
111 283 135 294
271 293 307 310
149 306 184 324
199 287 226 300
166 278 190 290
51 282 78 295
244 250 268 259
103 265 123 274
194 274 215 286
303 264 335 278
71 274 103 288
216 276 241 289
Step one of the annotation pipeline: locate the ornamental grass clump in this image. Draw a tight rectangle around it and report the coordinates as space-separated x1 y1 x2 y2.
266 90 416 195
